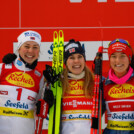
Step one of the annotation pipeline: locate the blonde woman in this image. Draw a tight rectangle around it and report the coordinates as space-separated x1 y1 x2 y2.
61 39 94 134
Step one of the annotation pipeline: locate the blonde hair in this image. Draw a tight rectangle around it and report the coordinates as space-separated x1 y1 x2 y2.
61 65 94 98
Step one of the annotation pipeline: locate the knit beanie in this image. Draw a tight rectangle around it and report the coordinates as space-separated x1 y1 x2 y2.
17 30 41 50
108 38 132 62
64 39 86 64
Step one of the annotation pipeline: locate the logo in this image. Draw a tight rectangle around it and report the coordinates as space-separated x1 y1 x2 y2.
63 100 92 107
5 64 12 69
0 91 8 95
16 60 22 66
34 70 41 77
24 32 40 39
108 84 134 98
65 43 78 52
112 113 134 121
68 80 84 95
5 100 28 109
62 116 66 120
48 43 53 55
30 37 35 40
112 43 126 51
69 48 76 53
27 96 35 101
69 114 90 119
6 72 35 87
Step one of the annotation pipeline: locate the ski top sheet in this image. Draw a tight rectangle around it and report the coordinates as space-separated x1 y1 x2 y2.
91 50 103 134
35 82 48 134
48 30 64 134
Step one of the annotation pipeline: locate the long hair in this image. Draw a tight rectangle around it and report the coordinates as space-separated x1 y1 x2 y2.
60 65 94 98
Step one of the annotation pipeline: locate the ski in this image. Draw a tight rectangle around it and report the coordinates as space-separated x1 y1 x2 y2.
91 47 103 134
35 82 49 134
48 30 64 134
48 31 59 134
55 30 64 134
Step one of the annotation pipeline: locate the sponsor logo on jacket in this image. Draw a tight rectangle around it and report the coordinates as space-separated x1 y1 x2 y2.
68 80 84 95
112 113 134 121
5 100 28 109
63 100 92 107
108 84 134 98
6 72 35 87
69 114 90 119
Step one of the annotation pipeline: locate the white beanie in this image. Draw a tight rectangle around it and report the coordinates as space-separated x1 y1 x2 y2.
17 30 41 49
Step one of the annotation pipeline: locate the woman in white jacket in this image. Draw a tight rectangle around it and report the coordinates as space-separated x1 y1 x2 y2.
0 30 44 134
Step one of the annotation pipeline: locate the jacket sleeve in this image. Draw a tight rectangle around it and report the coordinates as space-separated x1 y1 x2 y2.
36 75 45 101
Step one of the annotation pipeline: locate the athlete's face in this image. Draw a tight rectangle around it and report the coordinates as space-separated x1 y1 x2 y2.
110 52 130 78
18 41 40 65
66 53 85 75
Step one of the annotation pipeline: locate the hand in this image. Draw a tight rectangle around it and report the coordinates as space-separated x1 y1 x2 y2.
2 53 17 64
92 52 102 72
44 90 54 108
36 90 54 118
36 99 48 118
43 65 60 84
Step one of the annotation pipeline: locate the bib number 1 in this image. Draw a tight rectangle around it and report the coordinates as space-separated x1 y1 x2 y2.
16 88 22 101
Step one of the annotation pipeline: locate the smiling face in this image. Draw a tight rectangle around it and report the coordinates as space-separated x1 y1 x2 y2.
66 53 85 75
110 52 130 78
18 41 40 65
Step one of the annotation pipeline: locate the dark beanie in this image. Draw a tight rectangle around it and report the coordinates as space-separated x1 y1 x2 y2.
64 39 86 64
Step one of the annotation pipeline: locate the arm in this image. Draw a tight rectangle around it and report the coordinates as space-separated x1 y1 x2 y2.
2 53 17 64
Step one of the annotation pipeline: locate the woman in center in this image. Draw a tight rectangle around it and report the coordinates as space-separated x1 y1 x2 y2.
61 39 94 134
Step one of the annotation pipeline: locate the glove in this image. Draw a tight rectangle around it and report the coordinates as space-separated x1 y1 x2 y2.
92 52 102 72
43 65 60 84
36 90 54 118
36 99 48 118
92 45 103 73
91 117 98 129
2 53 17 64
44 90 54 108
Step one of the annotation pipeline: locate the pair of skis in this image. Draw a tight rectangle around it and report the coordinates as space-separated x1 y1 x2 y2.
35 30 64 134
35 82 49 134
91 47 103 134
48 30 64 134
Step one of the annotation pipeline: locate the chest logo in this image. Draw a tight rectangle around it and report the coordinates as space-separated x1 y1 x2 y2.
68 80 84 95
108 84 134 98
6 72 35 87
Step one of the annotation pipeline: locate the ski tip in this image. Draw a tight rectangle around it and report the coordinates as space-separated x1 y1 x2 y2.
54 31 58 39
59 30 64 37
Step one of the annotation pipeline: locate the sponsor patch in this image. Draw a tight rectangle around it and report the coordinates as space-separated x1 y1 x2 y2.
0 107 34 119
0 90 8 95
27 96 36 101
108 84 134 98
5 100 28 109
107 120 134 130
16 60 23 66
34 70 41 77
6 72 35 87
5 64 12 69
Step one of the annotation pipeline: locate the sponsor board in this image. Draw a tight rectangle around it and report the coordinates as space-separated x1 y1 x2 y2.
13 41 109 61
